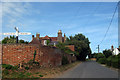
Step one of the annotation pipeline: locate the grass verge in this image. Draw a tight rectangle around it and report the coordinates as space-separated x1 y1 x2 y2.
2 61 81 78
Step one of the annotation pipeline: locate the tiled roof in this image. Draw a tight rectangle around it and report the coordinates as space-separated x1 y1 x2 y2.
40 36 58 41
29 38 41 44
39 35 50 40
50 37 57 41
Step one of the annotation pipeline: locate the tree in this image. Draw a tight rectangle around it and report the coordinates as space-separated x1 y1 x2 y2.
91 52 97 58
65 34 91 61
103 49 112 58
2 36 29 44
46 40 50 45
95 53 105 61
2 36 16 44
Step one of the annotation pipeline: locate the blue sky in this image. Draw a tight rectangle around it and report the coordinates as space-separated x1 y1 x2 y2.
1 2 118 53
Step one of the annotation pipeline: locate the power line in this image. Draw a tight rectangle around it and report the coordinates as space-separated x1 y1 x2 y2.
99 2 118 46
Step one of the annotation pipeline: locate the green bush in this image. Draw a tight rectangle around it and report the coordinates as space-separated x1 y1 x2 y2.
2 64 13 70
39 74 43 77
106 55 119 68
106 56 112 66
2 64 18 70
25 66 29 70
103 49 112 58
98 58 106 64
118 54 120 68
111 56 118 68
62 56 69 65
96 53 105 61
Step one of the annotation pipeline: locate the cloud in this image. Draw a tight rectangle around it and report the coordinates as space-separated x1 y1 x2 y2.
2 2 33 29
2 2 33 17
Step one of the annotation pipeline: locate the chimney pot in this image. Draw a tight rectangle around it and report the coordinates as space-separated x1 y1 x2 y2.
32 35 34 40
36 33 40 39
111 45 114 51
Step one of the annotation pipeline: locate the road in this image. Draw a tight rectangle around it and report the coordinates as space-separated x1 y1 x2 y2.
57 61 118 78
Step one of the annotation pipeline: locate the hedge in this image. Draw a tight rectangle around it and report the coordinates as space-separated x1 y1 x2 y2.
98 58 106 64
96 54 120 69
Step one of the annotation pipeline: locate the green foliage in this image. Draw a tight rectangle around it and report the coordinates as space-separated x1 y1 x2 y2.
19 40 29 44
56 42 73 54
66 34 91 61
2 64 18 70
104 55 119 68
95 53 105 61
2 35 29 44
3 70 9 75
98 58 106 64
26 72 32 76
103 49 112 58
111 56 119 68
62 56 69 65
106 56 112 66
46 40 50 45
2 36 16 44
33 50 37 62
91 53 97 58
35 72 39 74
25 66 29 70
39 74 43 77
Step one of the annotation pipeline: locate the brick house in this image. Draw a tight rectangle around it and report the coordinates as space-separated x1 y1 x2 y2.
30 30 66 46
29 30 75 52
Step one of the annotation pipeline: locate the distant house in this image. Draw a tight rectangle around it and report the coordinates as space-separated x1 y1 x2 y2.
29 30 74 52
111 45 120 55
29 30 66 46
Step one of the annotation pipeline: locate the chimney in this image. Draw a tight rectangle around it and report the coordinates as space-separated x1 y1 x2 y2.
64 33 66 43
111 45 114 51
36 33 40 39
64 33 66 37
32 35 34 40
57 30 62 43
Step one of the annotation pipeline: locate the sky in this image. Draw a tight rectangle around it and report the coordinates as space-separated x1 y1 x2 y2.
1 2 119 53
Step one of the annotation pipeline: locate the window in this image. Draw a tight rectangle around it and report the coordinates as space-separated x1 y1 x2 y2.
44 40 47 45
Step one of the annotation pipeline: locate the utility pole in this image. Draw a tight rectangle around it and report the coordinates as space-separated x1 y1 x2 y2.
98 45 99 53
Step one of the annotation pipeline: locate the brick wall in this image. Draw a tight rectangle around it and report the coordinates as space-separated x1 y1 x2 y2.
65 45 75 51
1 44 76 67
2 44 62 67
63 53 76 63
0 44 2 64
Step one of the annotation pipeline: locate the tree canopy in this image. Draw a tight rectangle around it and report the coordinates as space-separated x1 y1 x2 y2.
2 36 29 44
65 34 91 61
103 49 112 58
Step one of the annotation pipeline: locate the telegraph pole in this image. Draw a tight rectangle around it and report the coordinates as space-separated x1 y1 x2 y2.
98 45 99 53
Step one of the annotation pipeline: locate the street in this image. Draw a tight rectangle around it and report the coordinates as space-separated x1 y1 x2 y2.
58 61 118 78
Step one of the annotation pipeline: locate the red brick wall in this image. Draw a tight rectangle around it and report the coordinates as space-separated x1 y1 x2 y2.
0 44 2 64
2 44 62 67
63 53 76 63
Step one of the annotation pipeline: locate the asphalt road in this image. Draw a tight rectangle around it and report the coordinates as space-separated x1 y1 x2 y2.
58 61 118 78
